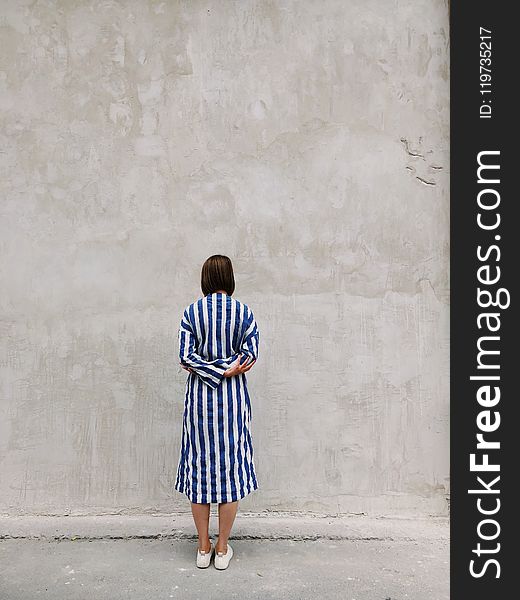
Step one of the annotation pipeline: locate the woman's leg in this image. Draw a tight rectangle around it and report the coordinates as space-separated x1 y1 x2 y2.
191 502 211 552
216 501 238 553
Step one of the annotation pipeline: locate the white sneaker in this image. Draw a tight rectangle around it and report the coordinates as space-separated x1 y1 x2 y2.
214 543 234 570
196 541 214 568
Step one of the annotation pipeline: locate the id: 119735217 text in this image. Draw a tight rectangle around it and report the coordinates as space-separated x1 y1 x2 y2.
480 27 492 119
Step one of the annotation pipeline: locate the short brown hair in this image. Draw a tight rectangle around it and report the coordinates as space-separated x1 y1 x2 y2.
201 255 235 296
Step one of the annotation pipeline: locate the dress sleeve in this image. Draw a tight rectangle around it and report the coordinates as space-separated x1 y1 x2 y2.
239 307 259 361
178 311 234 390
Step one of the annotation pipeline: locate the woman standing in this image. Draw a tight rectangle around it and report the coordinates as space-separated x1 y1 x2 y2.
174 255 259 570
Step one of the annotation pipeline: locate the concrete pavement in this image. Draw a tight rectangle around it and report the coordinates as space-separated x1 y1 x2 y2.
0 514 449 600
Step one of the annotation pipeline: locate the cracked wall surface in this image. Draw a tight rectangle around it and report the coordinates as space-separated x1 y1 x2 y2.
0 0 449 516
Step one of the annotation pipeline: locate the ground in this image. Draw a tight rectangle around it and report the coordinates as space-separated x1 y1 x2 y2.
0 514 449 600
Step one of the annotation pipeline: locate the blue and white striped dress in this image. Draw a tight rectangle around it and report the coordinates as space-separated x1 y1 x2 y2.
174 292 259 504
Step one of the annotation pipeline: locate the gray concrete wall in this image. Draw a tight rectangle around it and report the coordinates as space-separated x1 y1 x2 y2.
0 0 449 516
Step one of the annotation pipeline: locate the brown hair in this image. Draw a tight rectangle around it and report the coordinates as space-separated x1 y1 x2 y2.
201 254 235 296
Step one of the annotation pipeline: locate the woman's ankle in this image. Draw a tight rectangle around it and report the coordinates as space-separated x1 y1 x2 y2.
215 539 228 553
198 538 211 552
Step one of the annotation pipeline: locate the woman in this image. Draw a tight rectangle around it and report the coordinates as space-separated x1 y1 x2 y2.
174 254 259 570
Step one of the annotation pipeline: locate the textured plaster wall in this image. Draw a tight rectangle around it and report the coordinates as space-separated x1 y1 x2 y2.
0 0 449 516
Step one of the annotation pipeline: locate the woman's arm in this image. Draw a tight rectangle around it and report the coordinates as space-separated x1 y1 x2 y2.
239 307 259 361
178 312 237 389
223 307 259 378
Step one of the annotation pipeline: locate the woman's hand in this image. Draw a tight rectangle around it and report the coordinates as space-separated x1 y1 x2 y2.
224 354 256 377
180 364 194 373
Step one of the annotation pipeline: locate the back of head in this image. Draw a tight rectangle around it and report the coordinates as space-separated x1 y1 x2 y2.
201 254 235 296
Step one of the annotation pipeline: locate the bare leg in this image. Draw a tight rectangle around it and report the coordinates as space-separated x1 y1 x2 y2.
216 501 238 553
191 502 211 552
